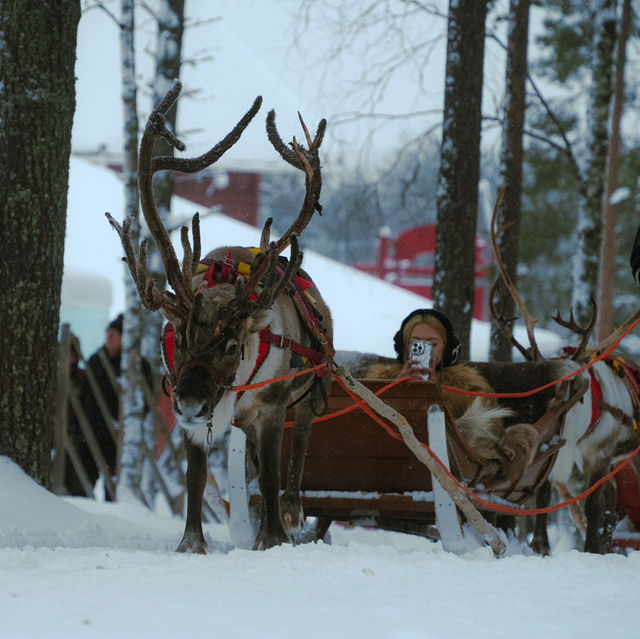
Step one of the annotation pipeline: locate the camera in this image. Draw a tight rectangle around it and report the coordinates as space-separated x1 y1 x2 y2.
408 339 433 380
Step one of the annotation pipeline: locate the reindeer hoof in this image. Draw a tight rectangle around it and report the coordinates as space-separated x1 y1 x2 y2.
253 526 289 550
176 531 208 554
530 537 550 556
280 497 304 534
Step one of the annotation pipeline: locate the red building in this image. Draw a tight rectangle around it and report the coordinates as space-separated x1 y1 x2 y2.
100 155 262 227
169 170 260 227
354 224 491 321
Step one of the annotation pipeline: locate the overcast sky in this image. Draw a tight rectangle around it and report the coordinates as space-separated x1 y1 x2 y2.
72 0 454 170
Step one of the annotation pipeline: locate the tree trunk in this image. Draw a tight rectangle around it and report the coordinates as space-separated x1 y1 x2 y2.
571 0 617 326
118 0 148 502
489 0 530 362
141 0 186 505
0 1 80 484
597 0 631 340
433 0 489 360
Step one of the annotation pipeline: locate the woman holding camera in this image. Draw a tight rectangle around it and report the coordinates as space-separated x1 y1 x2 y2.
365 308 497 421
364 308 527 464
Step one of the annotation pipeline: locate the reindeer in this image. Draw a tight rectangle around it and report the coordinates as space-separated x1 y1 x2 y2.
488 197 640 554
107 81 333 552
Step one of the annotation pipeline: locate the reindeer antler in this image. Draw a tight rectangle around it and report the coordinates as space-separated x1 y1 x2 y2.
489 189 543 361
240 109 326 304
107 80 262 321
266 110 326 254
488 279 532 360
553 300 597 360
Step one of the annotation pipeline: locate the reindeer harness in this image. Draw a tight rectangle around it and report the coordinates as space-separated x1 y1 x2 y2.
161 251 331 393
561 348 640 442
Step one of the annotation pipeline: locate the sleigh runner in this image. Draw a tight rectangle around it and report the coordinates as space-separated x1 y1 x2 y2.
227 363 589 552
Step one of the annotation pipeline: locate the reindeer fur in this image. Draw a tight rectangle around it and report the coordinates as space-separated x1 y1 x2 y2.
540 357 636 553
478 357 636 554
364 361 538 479
172 246 332 553
110 83 333 553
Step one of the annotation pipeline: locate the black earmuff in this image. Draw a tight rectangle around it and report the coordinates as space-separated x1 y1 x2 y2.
393 308 460 367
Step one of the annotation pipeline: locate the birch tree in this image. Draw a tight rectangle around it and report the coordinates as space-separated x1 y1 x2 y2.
432 0 489 359
117 0 148 502
143 0 185 367
516 0 638 332
141 0 186 506
0 1 81 483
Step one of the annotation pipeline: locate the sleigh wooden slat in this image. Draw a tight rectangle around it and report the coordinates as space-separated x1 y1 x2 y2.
234 365 589 545
277 371 586 531
283 380 439 499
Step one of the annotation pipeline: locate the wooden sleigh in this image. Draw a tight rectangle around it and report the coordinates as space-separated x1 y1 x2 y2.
226 361 588 553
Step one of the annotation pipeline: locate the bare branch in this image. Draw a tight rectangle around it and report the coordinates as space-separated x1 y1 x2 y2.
489 190 543 361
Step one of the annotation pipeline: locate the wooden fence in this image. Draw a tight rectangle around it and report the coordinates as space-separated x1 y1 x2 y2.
50 323 222 522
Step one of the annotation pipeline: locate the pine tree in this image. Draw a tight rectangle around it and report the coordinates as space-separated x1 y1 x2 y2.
433 0 489 359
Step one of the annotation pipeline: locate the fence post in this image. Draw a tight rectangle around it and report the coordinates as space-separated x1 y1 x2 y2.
51 324 72 493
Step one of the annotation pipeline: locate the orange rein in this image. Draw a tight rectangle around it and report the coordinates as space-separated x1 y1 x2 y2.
228 313 640 516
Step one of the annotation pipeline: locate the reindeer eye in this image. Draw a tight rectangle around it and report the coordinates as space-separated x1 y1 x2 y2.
226 342 238 356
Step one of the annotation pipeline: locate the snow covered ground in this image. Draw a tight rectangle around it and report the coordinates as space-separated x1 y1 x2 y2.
1 455 638 639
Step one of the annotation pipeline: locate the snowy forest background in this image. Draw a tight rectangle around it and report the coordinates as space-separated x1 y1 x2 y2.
2 0 640 561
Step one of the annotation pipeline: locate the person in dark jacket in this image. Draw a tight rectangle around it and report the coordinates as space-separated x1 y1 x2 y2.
66 314 151 501
631 226 640 287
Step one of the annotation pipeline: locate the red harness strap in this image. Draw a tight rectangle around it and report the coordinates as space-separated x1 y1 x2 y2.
576 357 640 444
160 252 330 392
259 328 324 365
580 367 603 441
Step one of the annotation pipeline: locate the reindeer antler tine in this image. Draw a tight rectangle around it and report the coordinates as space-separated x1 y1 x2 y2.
191 213 201 276
155 78 182 117
297 112 313 147
266 109 300 168
552 299 598 360
181 226 193 284
260 217 273 252
266 111 325 254
312 118 327 149
153 96 263 175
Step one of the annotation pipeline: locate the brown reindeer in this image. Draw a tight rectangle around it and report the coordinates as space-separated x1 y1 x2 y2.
107 81 333 552
488 195 639 554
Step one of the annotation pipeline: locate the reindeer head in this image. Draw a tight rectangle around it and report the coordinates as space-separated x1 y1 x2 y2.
164 282 268 429
108 80 325 432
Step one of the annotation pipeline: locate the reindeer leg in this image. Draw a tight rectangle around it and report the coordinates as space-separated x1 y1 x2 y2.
177 435 208 554
530 480 551 556
281 401 314 537
254 413 289 550
584 467 617 554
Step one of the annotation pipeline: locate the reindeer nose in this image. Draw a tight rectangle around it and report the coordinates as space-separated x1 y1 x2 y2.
173 397 212 423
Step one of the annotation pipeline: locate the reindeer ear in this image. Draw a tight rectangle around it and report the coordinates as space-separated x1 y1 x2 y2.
502 445 516 462
247 309 273 334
